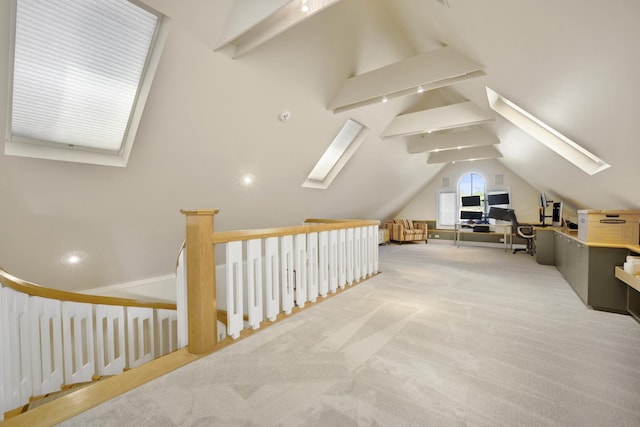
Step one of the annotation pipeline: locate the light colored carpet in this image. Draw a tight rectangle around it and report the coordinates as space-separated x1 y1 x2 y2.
60 243 640 426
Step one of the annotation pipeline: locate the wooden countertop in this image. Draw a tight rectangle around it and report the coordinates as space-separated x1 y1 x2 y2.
544 227 640 253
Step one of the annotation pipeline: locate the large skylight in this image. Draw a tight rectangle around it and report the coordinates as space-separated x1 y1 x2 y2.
486 87 610 175
5 0 168 166
302 119 367 189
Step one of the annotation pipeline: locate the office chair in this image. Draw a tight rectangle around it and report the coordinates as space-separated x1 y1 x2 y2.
506 210 535 255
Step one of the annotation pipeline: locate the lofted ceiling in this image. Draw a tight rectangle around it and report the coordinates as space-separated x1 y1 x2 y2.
0 0 639 292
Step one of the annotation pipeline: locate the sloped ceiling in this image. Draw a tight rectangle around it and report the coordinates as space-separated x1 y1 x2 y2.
0 0 639 291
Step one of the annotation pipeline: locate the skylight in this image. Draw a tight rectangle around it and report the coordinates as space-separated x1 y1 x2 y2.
5 0 168 167
302 119 367 189
486 87 610 175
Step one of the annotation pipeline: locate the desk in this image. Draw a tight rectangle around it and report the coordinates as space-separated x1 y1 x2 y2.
454 223 512 251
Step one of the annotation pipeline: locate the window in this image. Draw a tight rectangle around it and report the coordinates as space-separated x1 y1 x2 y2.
486 87 610 175
437 190 456 229
458 172 485 220
302 119 367 189
6 0 169 167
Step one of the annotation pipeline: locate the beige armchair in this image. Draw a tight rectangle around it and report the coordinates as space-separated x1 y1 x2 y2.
385 219 427 243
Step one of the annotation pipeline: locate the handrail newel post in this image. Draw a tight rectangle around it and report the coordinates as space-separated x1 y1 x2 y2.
181 209 220 354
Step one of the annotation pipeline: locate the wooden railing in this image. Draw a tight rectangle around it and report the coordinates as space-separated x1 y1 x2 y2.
0 267 178 421
179 210 380 354
0 212 380 423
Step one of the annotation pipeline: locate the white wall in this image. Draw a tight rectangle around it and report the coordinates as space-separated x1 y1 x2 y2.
395 159 543 224
81 275 177 303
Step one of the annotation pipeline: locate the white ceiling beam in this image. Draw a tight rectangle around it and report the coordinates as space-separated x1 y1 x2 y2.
407 129 499 154
381 101 494 138
215 0 292 49
215 0 342 58
427 145 502 164
329 46 485 113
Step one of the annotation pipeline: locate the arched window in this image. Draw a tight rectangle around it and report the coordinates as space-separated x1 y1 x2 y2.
458 172 486 220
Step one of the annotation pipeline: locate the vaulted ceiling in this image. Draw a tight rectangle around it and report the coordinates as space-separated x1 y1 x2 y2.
1 0 639 291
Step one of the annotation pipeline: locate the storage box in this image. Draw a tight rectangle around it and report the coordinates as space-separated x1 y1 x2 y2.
577 210 640 244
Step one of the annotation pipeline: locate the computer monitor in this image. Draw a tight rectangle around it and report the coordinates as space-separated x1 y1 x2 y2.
487 193 509 206
552 202 563 226
461 195 481 207
460 210 483 220
488 207 511 221
539 193 548 208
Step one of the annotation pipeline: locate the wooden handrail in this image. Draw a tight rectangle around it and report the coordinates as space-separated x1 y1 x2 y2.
304 218 379 224
0 266 176 310
211 219 380 244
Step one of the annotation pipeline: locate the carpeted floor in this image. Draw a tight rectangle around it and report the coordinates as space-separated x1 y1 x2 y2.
60 243 640 426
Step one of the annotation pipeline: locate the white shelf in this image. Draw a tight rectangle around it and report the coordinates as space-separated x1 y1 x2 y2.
615 266 640 293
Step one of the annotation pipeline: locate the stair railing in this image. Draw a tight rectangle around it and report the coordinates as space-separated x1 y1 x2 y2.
178 210 380 354
0 268 178 421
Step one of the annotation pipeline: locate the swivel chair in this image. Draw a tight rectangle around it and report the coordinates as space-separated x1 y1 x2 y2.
506 209 535 255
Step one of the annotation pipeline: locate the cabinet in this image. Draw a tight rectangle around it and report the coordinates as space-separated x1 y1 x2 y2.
551 232 627 312
535 228 555 265
614 250 640 324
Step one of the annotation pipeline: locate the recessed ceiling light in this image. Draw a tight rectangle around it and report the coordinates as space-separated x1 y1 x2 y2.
240 173 255 186
417 86 424 93
381 96 388 103
60 251 85 266
301 0 310 13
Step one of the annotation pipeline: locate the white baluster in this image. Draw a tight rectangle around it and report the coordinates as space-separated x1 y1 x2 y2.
368 225 376 275
125 307 155 368
94 304 126 376
226 241 244 339
294 234 307 308
246 238 264 329
318 231 329 297
361 226 369 278
62 301 95 384
307 232 319 303
155 309 178 356
264 237 280 321
281 235 294 314
373 225 379 274
30 296 63 395
2 288 31 411
346 228 354 285
0 286 5 420
329 230 338 293
338 229 346 287
354 227 362 282
176 247 188 348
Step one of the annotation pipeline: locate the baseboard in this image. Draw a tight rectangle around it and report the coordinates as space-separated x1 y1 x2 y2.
426 239 526 250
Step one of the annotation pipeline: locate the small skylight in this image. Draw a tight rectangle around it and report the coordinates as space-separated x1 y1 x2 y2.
5 0 169 167
486 87 610 175
302 119 367 189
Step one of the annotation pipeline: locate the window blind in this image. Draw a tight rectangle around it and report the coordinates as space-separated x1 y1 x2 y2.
11 0 159 151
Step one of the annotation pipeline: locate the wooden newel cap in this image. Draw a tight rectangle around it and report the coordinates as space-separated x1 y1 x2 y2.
180 209 220 216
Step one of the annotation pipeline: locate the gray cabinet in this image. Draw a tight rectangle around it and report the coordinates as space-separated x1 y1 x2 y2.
550 231 627 312
572 240 589 305
535 229 555 265
587 247 628 312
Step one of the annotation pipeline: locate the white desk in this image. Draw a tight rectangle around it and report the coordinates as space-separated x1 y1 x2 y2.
454 223 512 251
